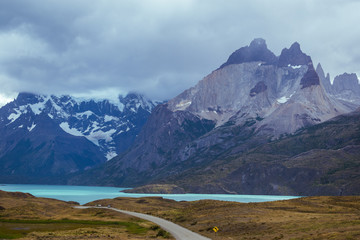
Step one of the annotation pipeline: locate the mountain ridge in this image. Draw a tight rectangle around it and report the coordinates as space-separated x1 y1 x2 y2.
0 91 158 183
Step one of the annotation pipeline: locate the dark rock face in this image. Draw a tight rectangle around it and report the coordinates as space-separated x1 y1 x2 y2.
250 81 268 97
222 162 321 195
300 64 320 88
278 42 312 67
220 38 277 68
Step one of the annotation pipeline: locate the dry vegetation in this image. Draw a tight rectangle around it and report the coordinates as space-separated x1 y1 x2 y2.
89 196 360 240
1 189 360 239
0 190 173 239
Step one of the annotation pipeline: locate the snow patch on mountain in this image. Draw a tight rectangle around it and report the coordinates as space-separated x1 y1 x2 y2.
106 151 117 160
277 92 295 104
288 64 302 69
60 122 84 137
277 96 290 104
76 111 94 118
48 98 70 118
28 122 36 132
104 115 119 122
60 116 123 148
175 100 192 111
7 110 21 124
29 101 47 114
86 128 116 146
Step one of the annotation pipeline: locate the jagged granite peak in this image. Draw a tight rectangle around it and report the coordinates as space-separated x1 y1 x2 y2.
119 92 156 112
316 63 332 94
278 42 312 67
316 63 325 80
314 65 360 105
167 38 351 128
333 73 360 94
220 38 277 68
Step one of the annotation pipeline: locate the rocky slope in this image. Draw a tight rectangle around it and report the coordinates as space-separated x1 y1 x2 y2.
0 92 157 183
71 39 359 195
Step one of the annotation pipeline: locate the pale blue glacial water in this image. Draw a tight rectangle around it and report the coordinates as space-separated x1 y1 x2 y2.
0 184 300 205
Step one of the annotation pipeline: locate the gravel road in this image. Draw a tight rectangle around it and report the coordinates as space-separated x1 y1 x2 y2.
74 206 211 240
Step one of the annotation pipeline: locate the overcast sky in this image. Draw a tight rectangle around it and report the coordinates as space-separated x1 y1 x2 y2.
0 0 360 106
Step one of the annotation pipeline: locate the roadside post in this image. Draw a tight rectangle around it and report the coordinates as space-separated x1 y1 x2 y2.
213 226 219 238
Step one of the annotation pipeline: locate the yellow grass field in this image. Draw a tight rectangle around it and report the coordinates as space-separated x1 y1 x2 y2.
90 196 360 240
0 190 173 239
1 190 360 239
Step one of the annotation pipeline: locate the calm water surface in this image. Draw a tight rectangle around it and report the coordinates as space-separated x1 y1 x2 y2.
0 184 300 204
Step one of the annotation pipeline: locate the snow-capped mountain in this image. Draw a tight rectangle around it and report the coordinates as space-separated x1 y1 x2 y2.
1 92 156 160
0 92 158 183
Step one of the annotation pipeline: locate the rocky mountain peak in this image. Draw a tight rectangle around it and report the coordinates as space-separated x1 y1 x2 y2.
120 92 156 112
278 42 312 67
249 38 267 48
316 63 332 93
289 41 301 51
333 73 359 87
16 92 42 105
316 63 325 79
333 73 360 95
220 38 277 68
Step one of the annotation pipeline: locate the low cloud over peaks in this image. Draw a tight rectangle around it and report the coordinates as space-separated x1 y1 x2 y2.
0 0 360 103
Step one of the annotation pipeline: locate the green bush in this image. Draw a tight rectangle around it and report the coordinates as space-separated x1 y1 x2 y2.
156 229 171 238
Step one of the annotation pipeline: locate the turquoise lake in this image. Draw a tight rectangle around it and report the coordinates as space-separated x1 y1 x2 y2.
0 184 300 204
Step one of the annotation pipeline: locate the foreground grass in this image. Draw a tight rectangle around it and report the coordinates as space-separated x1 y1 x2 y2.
0 190 173 239
90 196 360 240
0 219 148 239
2 189 360 239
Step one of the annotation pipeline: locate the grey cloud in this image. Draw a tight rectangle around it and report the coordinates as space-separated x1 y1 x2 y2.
0 0 360 103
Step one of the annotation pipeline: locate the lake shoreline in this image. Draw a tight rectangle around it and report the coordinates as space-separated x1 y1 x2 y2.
0 183 300 205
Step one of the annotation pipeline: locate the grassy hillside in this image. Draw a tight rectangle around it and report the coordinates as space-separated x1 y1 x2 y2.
90 196 360 240
0 190 172 239
1 190 359 239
